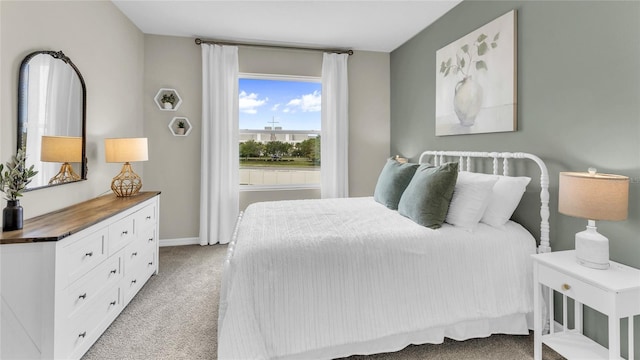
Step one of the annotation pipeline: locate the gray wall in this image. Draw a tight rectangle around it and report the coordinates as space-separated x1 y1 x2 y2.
143 35 390 240
0 0 144 217
390 1 639 356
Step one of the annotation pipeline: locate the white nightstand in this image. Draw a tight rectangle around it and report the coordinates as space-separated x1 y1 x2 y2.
532 250 640 360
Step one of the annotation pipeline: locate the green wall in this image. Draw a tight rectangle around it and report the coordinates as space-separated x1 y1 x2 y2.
390 1 639 358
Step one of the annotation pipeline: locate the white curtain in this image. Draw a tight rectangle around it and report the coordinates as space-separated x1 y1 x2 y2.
320 53 349 198
199 44 239 245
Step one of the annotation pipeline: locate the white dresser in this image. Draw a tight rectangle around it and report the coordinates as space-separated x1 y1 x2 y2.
0 192 160 359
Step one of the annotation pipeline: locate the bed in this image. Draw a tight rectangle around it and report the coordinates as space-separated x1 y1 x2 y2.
218 150 551 360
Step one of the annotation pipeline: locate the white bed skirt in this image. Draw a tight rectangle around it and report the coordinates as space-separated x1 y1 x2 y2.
278 313 533 360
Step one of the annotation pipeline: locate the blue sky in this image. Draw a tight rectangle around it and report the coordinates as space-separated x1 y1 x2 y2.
239 78 321 131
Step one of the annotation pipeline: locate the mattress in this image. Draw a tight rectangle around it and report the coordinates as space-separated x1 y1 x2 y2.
218 197 537 359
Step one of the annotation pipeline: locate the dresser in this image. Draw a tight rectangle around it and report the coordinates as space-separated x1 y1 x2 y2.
0 191 160 359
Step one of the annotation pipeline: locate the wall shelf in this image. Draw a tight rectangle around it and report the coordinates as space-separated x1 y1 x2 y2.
154 88 182 111
168 117 192 137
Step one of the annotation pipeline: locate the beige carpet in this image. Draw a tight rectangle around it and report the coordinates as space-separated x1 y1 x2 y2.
82 244 564 360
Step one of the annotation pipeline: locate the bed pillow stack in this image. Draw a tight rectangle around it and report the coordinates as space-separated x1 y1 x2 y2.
445 172 531 230
373 158 419 209
397 162 459 229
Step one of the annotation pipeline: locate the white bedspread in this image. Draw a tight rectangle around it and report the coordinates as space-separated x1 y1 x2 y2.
218 197 537 359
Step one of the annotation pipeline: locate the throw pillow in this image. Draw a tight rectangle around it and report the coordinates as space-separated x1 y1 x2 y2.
373 158 419 209
397 162 459 229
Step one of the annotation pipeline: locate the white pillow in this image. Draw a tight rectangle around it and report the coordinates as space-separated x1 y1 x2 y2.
481 175 532 227
445 171 498 231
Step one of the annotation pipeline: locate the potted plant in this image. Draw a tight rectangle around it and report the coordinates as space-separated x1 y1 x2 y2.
0 147 38 231
177 120 186 135
161 93 176 110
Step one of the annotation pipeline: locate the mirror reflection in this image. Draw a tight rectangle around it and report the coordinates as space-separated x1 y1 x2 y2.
18 50 86 190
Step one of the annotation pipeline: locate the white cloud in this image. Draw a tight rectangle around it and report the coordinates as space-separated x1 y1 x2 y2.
284 90 321 113
271 103 281 111
239 91 268 114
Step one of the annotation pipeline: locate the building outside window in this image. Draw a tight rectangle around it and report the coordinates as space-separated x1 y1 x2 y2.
239 75 321 188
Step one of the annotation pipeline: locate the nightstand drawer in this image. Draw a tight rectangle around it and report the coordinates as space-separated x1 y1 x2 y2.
538 264 609 313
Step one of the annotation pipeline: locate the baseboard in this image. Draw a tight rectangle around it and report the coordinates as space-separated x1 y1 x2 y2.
159 237 200 247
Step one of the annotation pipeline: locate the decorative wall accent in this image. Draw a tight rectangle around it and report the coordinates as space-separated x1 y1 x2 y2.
435 10 517 136
154 88 182 111
168 117 192 137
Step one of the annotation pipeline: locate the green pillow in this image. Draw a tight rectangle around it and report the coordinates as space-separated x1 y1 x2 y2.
373 158 419 210
398 162 459 229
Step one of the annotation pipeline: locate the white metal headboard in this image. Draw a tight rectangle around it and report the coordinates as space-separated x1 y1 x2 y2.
418 151 551 254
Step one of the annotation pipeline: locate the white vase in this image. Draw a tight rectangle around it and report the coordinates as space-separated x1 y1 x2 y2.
177 128 185 135
163 102 173 110
453 76 483 127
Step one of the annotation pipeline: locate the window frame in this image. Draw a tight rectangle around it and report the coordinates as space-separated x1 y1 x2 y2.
238 72 322 192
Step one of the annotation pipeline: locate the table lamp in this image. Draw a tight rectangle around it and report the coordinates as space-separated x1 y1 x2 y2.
104 138 148 197
40 136 82 185
558 168 629 269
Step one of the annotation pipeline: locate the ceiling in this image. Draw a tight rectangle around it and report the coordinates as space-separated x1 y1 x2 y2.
112 1 462 53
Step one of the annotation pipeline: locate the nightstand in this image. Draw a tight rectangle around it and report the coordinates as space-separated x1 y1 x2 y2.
532 250 640 360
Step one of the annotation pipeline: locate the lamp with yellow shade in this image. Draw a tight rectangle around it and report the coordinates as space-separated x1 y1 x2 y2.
104 138 148 197
559 168 629 270
40 136 83 185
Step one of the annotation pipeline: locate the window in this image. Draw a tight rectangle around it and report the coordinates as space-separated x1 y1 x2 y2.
238 75 321 188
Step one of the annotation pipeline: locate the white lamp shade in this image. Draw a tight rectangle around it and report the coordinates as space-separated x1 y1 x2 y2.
559 171 629 221
40 136 83 163
104 138 148 163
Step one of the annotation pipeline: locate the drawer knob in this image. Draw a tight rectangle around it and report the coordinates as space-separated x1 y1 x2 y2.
132 252 138 257
78 293 87 300
148 262 153 266
131 279 137 284
78 331 86 338
146 216 151 220
85 251 93 257
110 301 116 306
148 238 154 242
110 269 117 274
562 283 571 291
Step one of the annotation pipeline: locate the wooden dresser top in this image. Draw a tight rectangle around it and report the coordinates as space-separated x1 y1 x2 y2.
1 191 161 245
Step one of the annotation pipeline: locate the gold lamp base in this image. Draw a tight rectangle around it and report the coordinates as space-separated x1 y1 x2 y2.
111 162 142 197
48 163 81 185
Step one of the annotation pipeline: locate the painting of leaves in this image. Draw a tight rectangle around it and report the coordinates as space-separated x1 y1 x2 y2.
435 10 517 136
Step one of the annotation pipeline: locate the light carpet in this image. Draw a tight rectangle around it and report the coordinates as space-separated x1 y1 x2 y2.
82 244 564 360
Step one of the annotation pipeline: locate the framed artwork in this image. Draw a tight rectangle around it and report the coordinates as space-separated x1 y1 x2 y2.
435 10 517 136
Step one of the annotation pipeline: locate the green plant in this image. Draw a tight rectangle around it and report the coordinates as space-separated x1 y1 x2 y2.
177 120 185 128
161 93 176 105
439 32 500 78
0 147 38 201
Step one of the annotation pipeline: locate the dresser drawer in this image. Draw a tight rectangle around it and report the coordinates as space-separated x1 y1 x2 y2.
123 255 154 305
64 252 122 318
123 235 147 273
134 203 156 234
59 228 108 286
62 284 121 358
538 263 609 313
108 216 135 255
141 227 157 250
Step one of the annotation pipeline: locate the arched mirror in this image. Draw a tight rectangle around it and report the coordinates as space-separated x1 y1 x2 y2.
17 50 87 190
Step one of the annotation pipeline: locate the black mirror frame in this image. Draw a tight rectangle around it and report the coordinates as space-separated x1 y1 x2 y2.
17 50 87 191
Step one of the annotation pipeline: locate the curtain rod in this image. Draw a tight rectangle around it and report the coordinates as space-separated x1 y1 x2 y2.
194 38 353 55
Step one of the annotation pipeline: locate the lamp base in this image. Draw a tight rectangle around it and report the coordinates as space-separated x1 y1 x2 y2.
575 220 609 270
111 162 142 197
48 163 81 185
